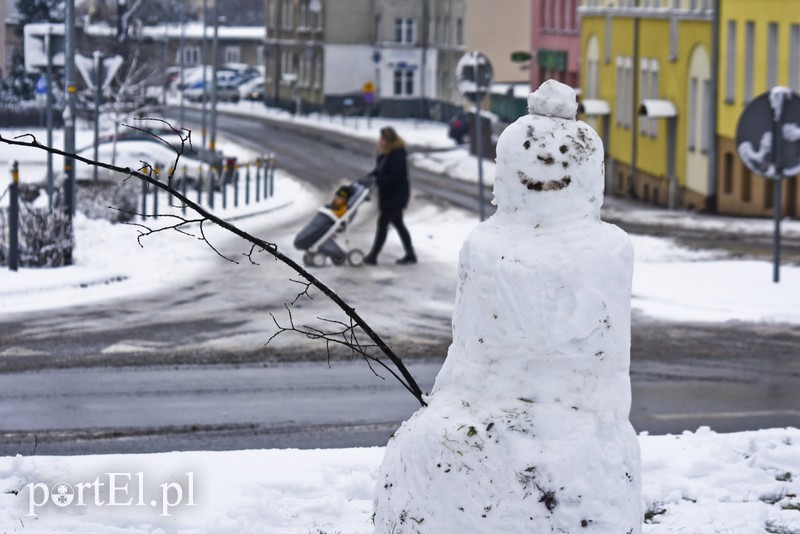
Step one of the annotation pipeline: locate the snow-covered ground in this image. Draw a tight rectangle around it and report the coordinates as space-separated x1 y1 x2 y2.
0 105 798 533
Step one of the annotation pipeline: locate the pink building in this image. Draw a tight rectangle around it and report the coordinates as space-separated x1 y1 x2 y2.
530 0 582 90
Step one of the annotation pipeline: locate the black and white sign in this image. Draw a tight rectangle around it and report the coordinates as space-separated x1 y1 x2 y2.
455 52 493 103
736 87 800 179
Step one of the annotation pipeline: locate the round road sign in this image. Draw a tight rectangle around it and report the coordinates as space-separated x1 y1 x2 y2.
735 87 800 179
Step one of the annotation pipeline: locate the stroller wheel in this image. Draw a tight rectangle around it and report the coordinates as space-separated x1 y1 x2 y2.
311 252 328 267
347 249 365 267
302 252 315 267
331 253 347 266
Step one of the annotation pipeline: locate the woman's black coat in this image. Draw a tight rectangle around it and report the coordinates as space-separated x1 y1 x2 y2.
372 147 410 213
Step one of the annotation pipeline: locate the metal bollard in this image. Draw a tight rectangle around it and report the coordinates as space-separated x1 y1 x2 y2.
234 167 239 208
8 161 19 271
255 159 262 203
262 154 269 199
141 173 148 221
245 164 251 205
207 165 215 210
181 165 188 215
152 163 160 219
222 163 228 210
196 165 203 205
268 153 276 197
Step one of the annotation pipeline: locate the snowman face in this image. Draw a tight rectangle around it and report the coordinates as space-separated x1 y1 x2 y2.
493 113 604 222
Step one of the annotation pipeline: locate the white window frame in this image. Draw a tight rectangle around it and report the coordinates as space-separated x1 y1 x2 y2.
791 25 800 92
745 21 755 102
701 78 712 153
688 77 698 152
616 56 624 127
313 56 322 89
268 0 277 29
178 45 200 66
648 60 659 138
725 20 737 103
393 68 414 96
299 0 309 29
394 18 416 44
640 58 650 135
767 22 778 88
224 46 241 64
616 56 633 129
624 57 633 128
281 1 294 30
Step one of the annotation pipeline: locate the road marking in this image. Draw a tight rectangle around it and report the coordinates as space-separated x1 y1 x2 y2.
652 410 800 420
0 346 48 357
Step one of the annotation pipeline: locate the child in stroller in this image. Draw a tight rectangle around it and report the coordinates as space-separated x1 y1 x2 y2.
293 176 374 267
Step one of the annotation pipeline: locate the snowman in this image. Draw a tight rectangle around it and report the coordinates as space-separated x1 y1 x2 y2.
373 80 642 533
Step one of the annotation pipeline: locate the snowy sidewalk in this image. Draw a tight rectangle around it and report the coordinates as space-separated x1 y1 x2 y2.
0 427 798 533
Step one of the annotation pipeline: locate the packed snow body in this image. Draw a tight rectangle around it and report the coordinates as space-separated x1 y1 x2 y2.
374 80 642 533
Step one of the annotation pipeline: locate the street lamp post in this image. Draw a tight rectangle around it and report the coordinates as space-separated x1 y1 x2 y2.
63 0 77 265
45 28 54 209
92 50 104 182
179 7 186 128
201 0 208 149
210 7 222 154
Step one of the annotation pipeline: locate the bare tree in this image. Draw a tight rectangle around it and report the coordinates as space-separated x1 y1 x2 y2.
0 125 428 407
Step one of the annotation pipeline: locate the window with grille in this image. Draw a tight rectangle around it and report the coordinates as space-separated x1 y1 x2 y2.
394 18 416 44
224 46 241 64
393 69 414 95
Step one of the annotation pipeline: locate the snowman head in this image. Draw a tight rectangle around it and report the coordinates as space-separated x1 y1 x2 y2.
493 80 605 226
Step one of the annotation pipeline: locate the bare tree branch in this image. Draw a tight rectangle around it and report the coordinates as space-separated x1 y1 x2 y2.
0 130 428 407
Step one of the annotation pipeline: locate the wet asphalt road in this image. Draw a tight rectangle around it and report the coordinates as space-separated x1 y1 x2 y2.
0 107 797 455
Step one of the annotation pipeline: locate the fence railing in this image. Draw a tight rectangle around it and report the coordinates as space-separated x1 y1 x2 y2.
3 153 278 271
138 153 277 221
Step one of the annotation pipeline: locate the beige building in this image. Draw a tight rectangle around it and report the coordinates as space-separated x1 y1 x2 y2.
464 0 531 85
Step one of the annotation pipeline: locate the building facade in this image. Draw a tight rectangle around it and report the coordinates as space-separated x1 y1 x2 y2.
580 0 714 210
465 0 530 86
264 0 329 112
716 0 800 218
2 0 21 80
531 0 581 90
263 0 467 118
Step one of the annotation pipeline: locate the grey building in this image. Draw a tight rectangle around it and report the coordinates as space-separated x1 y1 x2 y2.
375 0 465 118
263 0 465 118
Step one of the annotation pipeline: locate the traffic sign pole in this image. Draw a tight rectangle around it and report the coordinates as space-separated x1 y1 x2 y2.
455 51 494 221
771 104 784 283
45 30 54 209
474 56 485 221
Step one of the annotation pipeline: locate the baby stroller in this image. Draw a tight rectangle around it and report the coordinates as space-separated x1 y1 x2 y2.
293 176 374 267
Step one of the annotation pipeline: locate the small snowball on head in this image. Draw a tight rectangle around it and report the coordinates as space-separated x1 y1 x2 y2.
527 80 578 120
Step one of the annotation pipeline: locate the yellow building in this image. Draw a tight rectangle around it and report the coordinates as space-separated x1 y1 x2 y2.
717 0 800 218
580 0 714 210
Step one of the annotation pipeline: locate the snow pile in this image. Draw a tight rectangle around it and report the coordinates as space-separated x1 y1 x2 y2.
374 81 641 532
0 428 798 533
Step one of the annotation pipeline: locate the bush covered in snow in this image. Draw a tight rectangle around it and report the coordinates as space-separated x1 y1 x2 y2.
0 178 137 267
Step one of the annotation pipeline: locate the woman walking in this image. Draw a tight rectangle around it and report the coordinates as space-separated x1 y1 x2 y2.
363 127 416 265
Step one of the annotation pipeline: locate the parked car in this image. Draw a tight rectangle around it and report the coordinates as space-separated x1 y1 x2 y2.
448 112 470 144
238 76 264 100
183 80 240 103
245 82 265 101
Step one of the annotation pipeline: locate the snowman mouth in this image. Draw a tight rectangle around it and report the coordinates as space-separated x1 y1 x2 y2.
518 171 572 192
